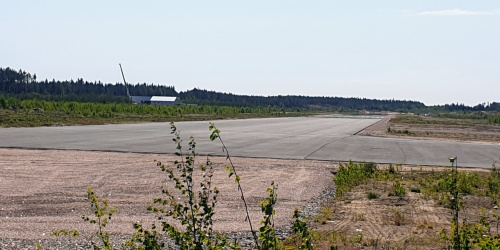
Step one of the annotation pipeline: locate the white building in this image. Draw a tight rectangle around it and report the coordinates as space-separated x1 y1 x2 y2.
130 96 178 106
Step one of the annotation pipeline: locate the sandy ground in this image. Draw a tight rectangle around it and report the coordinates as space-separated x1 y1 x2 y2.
0 148 336 245
310 166 495 249
388 123 500 143
356 115 394 137
359 114 500 146
366 115 500 144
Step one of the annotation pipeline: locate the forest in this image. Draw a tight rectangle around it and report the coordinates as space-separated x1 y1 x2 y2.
1 67 499 113
0 67 176 104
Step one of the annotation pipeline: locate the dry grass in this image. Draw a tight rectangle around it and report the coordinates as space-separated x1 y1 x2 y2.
386 115 500 142
308 165 500 249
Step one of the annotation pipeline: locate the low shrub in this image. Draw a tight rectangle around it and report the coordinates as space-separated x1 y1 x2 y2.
335 161 377 198
367 192 379 199
392 180 407 197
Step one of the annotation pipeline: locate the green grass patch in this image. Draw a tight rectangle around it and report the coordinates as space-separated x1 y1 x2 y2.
0 99 317 127
335 161 377 198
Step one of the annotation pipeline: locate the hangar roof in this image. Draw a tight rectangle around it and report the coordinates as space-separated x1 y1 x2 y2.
150 96 177 102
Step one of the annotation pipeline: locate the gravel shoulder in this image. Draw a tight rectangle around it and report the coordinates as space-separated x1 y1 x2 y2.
0 148 337 248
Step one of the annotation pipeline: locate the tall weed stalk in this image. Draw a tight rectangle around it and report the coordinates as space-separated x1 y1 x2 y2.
209 122 260 248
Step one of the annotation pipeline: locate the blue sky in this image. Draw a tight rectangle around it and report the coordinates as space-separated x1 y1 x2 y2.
1 1 499 106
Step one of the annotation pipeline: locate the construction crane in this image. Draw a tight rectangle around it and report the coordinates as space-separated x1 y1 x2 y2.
119 63 131 99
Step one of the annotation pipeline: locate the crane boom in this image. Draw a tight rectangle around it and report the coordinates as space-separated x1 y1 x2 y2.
119 63 131 98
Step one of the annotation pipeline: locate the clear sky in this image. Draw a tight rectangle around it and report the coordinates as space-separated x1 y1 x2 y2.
1 1 499 106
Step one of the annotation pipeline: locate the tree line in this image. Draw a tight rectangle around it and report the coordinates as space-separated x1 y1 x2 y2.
2 67 499 113
178 88 425 111
0 67 176 103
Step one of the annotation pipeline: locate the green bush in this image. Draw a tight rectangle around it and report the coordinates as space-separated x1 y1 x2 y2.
335 162 377 198
363 162 377 175
393 180 407 197
147 123 231 249
367 192 379 199
487 176 500 195
457 172 481 194
388 164 396 174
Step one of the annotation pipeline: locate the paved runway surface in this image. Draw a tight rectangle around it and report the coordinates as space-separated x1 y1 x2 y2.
1 116 499 168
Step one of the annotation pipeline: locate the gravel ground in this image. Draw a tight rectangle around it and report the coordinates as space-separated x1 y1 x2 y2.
0 149 337 249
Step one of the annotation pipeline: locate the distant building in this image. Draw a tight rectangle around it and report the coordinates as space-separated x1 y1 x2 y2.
130 96 178 106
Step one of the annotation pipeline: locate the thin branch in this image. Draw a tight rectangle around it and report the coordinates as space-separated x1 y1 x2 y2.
209 123 260 248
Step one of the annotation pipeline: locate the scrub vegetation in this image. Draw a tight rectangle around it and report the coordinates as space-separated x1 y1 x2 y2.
314 161 500 249
386 114 500 142
0 96 304 127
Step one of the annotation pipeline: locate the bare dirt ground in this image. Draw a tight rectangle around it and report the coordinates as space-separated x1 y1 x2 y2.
356 115 395 137
360 115 500 144
310 166 495 249
1 148 497 249
0 148 336 248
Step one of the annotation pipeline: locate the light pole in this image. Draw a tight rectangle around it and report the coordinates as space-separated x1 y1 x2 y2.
449 156 458 176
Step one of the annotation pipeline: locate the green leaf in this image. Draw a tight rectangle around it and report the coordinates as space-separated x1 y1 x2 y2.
210 133 217 141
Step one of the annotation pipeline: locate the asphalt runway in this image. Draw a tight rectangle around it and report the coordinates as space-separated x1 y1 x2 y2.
1 116 499 168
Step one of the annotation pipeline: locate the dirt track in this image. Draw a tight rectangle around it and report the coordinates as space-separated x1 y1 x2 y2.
0 148 336 246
